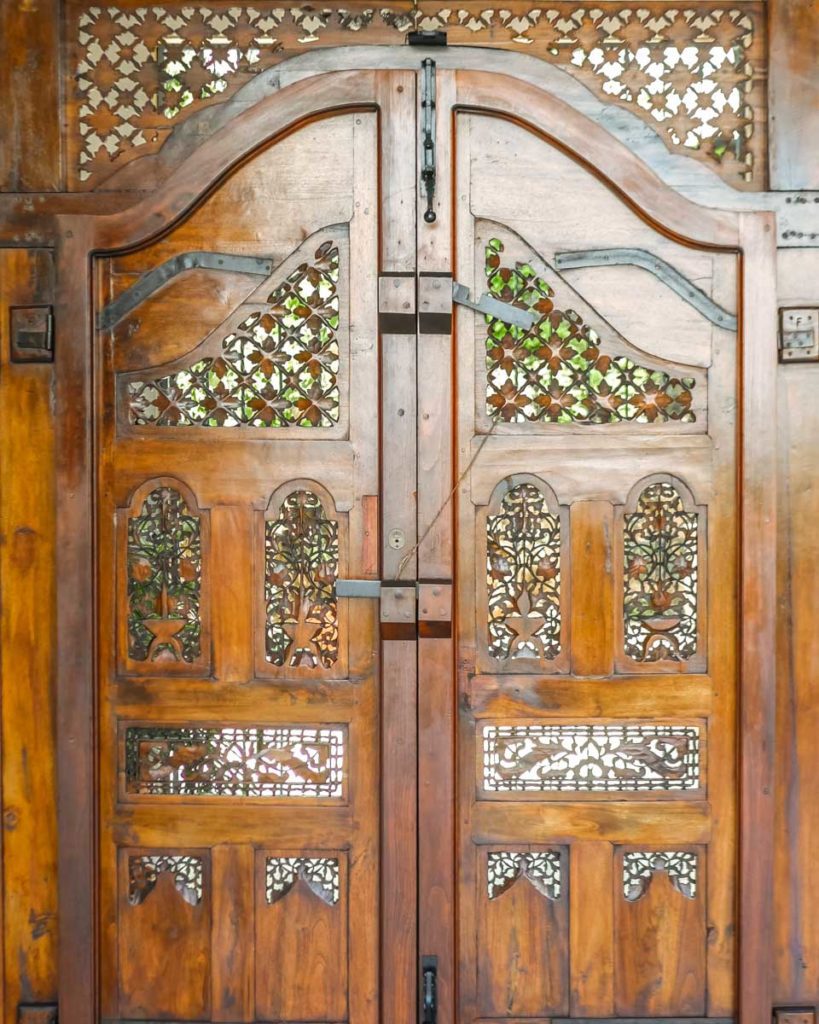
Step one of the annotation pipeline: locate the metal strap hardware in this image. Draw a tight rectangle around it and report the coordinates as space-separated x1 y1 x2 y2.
336 579 452 638
452 281 539 330
98 251 274 330
421 58 437 224
335 579 382 598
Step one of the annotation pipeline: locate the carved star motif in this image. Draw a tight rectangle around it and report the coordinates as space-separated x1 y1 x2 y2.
506 590 547 657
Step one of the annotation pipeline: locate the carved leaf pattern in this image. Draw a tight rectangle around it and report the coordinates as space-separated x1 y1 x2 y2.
482 723 700 793
265 857 340 905
624 481 699 662
622 850 698 900
127 485 202 663
126 242 340 428
487 482 561 661
128 854 204 906
484 238 696 424
487 850 562 901
125 725 345 797
265 490 339 668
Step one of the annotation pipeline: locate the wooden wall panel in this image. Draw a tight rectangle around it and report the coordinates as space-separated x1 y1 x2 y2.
0 250 58 1024
0 2 62 191
774 361 819 1006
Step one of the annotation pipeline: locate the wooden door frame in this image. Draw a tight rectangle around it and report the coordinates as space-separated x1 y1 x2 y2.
47 61 776 1023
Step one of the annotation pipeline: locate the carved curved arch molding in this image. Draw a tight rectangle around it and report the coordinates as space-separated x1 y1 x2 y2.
487 850 563 901
616 473 706 673
70 4 765 190
127 854 205 907
265 856 340 905
481 474 569 674
479 230 707 430
257 480 348 679
622 850 699 901
118 476 211 676
116 231 347 437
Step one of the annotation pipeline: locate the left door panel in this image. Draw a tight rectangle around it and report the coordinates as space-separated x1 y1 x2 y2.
95 111 380 1023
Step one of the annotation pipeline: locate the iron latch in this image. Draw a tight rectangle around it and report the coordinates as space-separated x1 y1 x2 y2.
421 58 437 224
452 281 538 330
335 580 452 638
420 956 437 1024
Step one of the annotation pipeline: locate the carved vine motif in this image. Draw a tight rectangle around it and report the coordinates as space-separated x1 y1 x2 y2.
482 723 700 793
265 857 340 905
126 242 340 428
624 481 699 662
73 4 763 188
485 238 696 424
487 851 562 901
486 482 561 661
127 485 202 663
128 854 204 906
622 850 698 900
125 725 345 797
265 490 339 668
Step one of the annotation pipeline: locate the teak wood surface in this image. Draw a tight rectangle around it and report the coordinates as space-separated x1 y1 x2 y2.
0 59 779 1024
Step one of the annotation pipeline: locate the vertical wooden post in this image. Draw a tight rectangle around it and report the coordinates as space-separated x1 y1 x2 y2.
768 0 819 189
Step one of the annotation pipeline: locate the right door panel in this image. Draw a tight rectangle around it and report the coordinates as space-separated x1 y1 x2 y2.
454 107 739 1020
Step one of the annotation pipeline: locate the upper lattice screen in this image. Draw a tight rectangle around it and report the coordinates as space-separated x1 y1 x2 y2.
71 2 766 189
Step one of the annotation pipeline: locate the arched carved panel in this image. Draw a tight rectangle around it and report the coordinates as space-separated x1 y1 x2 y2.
487 850 562 901
128 854 204 906
118 477 210 676
257 481 347 679
117 234 346 436
622 850 698 902
616 474 706 673
480 475 569 674
483 236 703 427
265 857 340 905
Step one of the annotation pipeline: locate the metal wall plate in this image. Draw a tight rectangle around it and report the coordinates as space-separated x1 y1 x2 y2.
780 307 819 363
10 306 53 363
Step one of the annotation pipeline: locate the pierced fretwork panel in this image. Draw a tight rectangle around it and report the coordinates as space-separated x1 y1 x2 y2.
264 489 339 669
128 854 204 906
124 725 345 798
623 850 699 901
72 5 764 189
125 240 340 428
487 850 562 901
623 479 701 664
487 481 562 662
482 723 701 794
265 857 340 905
126 483 203 665
484 238 696 425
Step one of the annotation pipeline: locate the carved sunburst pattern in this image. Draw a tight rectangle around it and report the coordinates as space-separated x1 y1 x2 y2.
486 482 561 661
484 238 696 424
264 490 339 669
482 723 700 793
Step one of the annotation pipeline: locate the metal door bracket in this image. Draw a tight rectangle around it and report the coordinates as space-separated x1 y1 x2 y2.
779 307 819 362
10 306 53 363
420 955 437 1024
452 281 539 330
421 58 437 224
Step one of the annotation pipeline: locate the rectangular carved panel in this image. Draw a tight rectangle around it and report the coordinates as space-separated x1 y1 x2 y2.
614 847 706 1015
124 725 346 798
481 723 701 794
477 847 569 1016
118 850 211 1020
255 851 348 1021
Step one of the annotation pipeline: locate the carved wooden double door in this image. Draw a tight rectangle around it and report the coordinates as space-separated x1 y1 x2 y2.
88 64 745 1023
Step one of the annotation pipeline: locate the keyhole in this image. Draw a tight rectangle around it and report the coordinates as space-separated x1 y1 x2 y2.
388 529 406 551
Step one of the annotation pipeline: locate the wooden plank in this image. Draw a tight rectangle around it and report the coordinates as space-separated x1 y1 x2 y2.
768 0 819 189
570 502 614 676
0 1 61 191
570 843 614 1015
0 250 58 1024
738 212 778 1024
211 506 253 683
212 846 254 1021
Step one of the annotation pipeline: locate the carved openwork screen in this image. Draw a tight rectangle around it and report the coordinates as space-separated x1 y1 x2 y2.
94 110 380 1021
454 99 738 1018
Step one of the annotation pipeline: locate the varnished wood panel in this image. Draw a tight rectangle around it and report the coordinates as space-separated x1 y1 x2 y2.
0 250 58 1024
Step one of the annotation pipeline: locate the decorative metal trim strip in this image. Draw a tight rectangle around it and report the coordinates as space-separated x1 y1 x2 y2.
98 252 274 330
551 249 738 331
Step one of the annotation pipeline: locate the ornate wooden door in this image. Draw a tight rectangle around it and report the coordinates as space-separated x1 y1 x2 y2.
57 59 775 1024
